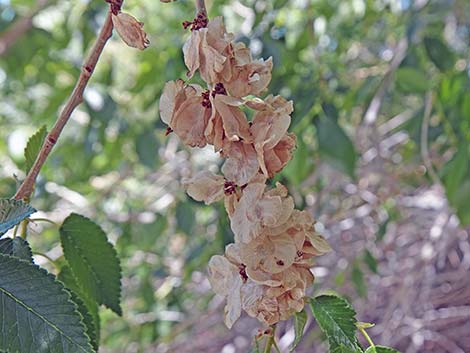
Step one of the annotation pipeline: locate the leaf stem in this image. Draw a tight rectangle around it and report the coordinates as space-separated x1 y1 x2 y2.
14 3 118 201
19 219 28 239
32 251 60 271
264 325 276 353
30 218 58 226
358 325 375 348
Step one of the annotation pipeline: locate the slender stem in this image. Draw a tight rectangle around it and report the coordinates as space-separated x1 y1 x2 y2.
32 251 60 271
14 5 117 201
30 218 58 226
196 0 206 14
19 219 28 239
358 326 375 348
263 326 276 353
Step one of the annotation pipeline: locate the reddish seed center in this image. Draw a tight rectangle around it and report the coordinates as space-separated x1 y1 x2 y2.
165 127 173 136
212 83 227 97
276 260 284 266
239 264 248 282
224 181 237 195
201 90 211 108
182 12 208 31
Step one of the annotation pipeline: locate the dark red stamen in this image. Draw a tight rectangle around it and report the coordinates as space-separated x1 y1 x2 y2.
212 83 227 97
201 90 211 108
165 127 173 136
224 181 237 195
182 11 208 31
239 264 248 282
276 260 285 266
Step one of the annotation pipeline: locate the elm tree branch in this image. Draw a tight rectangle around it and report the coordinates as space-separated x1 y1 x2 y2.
14 6 118 200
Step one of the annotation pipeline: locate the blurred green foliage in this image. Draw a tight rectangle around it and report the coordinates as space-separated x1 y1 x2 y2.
1 0 469 351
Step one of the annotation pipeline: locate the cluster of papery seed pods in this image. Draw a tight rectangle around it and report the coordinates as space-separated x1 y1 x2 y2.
159 11 331 328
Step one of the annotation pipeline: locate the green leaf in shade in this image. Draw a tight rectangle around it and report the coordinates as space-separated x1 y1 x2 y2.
0 254 94 353
309 295 362 353
0 237 33 262
176 201 194 235
395 68 430 93
365 345 401 353
423 37 454 72
60 213 122 315
136 130 160 168
290 309 307 352
58 266 100 351
442 144 470 225
0 199 36 236
363 249 378 274
351 262 367 298
316 117 357 179
24 125 47 174
282 136 314 186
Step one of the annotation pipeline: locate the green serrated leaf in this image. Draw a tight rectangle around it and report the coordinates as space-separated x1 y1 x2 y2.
309 295 361 353
0 199 36 236
59 266 100 351
24 125 47 174
365 345 401 353
0 254 94 353
291 309 307 351
60 213 122 315
316 117 357 179
0 237 33 262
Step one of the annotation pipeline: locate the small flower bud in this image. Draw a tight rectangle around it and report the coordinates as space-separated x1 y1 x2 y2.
112 12 150 50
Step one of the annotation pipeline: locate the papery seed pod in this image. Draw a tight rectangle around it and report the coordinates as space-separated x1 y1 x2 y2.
112 12 150 50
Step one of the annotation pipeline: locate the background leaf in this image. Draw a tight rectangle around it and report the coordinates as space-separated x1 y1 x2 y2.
0 237 33 262
316 117 357 178
423 37 454 72
24 125 47 174
309 295 361 353
396 68 431 93
0 199 36 236
0 254 94 353
291 309 308 352
60 213 122 315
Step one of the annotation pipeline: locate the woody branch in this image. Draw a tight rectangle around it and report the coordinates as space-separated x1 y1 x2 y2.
14 1 121 200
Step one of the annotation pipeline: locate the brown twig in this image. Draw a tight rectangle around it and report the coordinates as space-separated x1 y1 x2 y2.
14 5 118 200
0 0 55 56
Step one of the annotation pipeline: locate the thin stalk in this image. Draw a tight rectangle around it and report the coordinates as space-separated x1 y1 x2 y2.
358 326 375 348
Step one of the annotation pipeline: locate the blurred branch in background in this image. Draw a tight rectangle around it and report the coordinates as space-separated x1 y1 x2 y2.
0 0 55 56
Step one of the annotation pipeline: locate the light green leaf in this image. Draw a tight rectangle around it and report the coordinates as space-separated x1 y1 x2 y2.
316 117 357 179
0 199 36 236
60 213 122 315
365 345 401 353
309 295 362 353
24 125 47 174
0 237 33 262
58 266 100 351
291 309 307 351
0 254 94 353
396 68 430 93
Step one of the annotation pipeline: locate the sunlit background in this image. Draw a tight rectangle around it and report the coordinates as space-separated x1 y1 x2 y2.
1 0 470 352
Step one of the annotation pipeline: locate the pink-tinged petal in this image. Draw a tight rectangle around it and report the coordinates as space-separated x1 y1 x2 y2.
159 79 186 125
172 96 210 147
222 142 259 186
182 30 202 78
213 95 252 142
183 170 225 205
230 182 265 243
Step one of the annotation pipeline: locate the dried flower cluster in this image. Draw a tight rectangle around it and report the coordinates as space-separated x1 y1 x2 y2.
159 13 331 328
